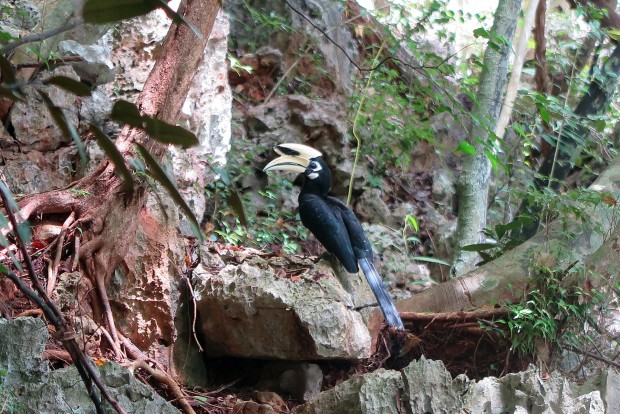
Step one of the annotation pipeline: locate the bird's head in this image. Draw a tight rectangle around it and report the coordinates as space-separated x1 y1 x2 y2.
263 143 331 193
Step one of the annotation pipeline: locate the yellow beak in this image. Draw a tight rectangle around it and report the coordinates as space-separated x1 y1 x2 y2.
263 143 323 173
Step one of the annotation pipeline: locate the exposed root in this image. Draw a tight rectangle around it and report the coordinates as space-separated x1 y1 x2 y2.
124 359 196 414
47 212 76 297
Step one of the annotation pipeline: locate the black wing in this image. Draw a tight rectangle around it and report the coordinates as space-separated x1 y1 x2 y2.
299 193 359 273
325 196 373 261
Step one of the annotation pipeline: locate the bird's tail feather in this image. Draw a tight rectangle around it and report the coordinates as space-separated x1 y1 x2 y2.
358 257 404 329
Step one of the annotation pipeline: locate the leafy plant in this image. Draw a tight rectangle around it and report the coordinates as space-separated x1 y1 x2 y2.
486 263 601 358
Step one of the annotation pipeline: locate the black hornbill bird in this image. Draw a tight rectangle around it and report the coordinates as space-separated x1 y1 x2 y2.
263 143 404 329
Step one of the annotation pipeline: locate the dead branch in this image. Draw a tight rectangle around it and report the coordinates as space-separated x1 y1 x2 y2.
400 308 508 326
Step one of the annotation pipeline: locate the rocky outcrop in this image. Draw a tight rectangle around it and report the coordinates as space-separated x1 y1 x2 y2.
294 357 618 414
0 317 178 414
192 249 375 360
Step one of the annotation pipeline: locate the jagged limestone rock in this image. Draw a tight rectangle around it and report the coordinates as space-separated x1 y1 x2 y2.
294 357 613 414
0 317 49 388
193 260 372 360
402 358 465 413
0 317 178 414
293 369 403 414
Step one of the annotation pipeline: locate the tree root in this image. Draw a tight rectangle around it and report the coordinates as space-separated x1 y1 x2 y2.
124 359 196 414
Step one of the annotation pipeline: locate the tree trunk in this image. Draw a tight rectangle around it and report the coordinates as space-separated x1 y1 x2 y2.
450 0 521 277
17 0 220 351
496 0 541 139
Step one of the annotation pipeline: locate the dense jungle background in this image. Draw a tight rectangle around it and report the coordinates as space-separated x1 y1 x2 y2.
0 0 619 413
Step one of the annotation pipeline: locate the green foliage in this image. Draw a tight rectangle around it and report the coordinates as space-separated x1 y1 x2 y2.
205 141 308 252
487 263 601 358
0 368 20 414
463 217 533 266
350 59 436 174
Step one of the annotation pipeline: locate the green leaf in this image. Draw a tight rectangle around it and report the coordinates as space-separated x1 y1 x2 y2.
136 143 204 241
44 76 92 96
90 125 134 194
484 150 503 173
461 243 497 252
0 86 24 101
538 106 551 123
111 100 198 147
405 214 419 232
111 99 143 127
0 54 16 84
142 117 199 146
411 256 450 266
83 0 160 24
227 190 247 227
37 90 87 168
455 141 476 155
0 180 30 252
473 27 489 38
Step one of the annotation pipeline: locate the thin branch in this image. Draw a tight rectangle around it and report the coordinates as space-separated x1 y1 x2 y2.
562 343 620 370
0 20 79 55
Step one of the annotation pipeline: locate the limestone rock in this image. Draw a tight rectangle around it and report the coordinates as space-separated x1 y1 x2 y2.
193 260 372 360
402 358 464 413
58 38 115 85
362 224 433 294
0 317 178 414
173 11 233 234
258 362 323 401
293 357 614 414
8 66 81 152
0 148 77 195
293 369 404 413
0 318 48 388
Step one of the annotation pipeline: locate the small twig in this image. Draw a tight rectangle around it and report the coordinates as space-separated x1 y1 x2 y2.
70 234 81 271
15 308 44 318
42 349 73 363
125 359 196 414
14 56 85 69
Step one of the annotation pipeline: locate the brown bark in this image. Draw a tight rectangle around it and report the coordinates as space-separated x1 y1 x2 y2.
17 0 220 352
534 0 550 94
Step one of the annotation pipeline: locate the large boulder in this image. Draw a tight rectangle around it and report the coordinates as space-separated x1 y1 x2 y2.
193 253 374 360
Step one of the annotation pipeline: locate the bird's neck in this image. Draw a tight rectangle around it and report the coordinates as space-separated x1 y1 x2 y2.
301 175 331 197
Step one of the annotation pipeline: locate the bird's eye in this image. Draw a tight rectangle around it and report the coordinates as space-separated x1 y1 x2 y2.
309 161 317 169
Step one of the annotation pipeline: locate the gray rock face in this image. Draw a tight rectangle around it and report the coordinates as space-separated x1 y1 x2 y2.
293 368 404 414
193 259 372 360
0 317 178 414
294 357 615 414
226 0 356 93
0 318 49 388
8 66 81 152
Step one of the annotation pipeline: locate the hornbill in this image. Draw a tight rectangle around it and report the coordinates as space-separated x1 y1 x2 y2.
263 143 404 329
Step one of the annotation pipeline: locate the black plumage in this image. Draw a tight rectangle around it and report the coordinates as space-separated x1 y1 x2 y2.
264 144 404 329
